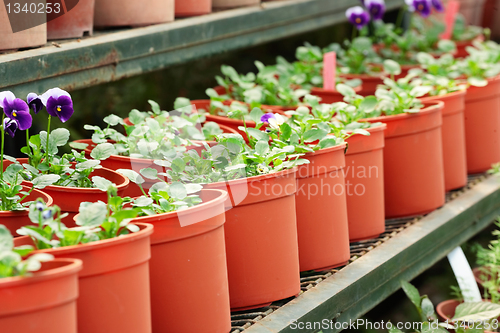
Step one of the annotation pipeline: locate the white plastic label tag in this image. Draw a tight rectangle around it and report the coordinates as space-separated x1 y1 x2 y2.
447 246 482 302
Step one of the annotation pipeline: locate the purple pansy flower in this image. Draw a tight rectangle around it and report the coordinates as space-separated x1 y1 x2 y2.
405 0 432 17
0 91 32 131
431 0 444 12
40 88 74 123
365 0 386 20
3 117 18 138
261 113 276 123
346 6 371 30
27 93 44 114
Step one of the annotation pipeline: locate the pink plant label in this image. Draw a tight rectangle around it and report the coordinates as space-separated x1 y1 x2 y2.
440 0 460 40
323 52 336 91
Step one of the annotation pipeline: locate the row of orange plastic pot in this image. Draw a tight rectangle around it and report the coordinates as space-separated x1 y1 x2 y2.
2 74 500 332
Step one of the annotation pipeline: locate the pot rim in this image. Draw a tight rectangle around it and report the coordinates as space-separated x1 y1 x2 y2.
0 258 82 288
361 101 444 123
304 142 347 158
419 89 468 102
204 166 298 188
17 223 153 256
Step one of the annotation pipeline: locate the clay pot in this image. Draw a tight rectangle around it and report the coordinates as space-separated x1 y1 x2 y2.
421 90 468 191
131 190 231 333
0 186 53 236
345 124 387 241
364 102 446 218
47 0 95 39
204 168 301 311
212 0 261 8
294 144 350 271
0 258 82 333
175 0 212 16
94 0 174 27
15 223 154 333
340 73 384 96
0 3 46 51
463 75 500 173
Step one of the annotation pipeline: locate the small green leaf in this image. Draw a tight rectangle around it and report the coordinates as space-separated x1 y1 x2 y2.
303 128 329 143
116 169 145 185
76 201 108 227
169 182 187 200
401 281 422 310
90 143 115 160
453 301 500 322
91 176 114 192
32 174 60 189
0 225 13 253
249 108 264 124
140 168 158 180
383 59 402 76
255 141 270 155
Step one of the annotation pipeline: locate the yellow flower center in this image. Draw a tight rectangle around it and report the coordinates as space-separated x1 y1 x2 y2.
12 111 17 117
56 106 61 112
356 17 361 23
418 4 424 10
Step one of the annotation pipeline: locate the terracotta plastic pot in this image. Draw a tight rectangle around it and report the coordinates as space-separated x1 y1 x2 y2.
47 0 95 39
295 144 349 271
364 102 446 218
213 0 261 8
345 124 386 241
0 3 46 51
94 0 174 27
0 258 82 333
310 86 362 104
421 90 468 191
340 73 384 96
204 168 301 311
131 190 231 333
464 75 500 174
176 0 212 16
15 223 153 333
0 186 53 237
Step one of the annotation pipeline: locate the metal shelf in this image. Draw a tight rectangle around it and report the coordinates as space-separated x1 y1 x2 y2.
0 0 400 96
241 175 500 333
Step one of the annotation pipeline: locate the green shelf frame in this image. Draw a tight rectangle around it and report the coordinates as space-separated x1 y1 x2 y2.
244 176 500 333
0 0 400 96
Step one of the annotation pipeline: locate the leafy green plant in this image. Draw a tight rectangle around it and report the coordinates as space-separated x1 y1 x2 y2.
17 184 142 250
394 281 500 333
161 127 309 184
475 220 500 304
215 62 309 107
0 224 53 278
272 43 362 90
77 100 201 160
114 168 203 214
